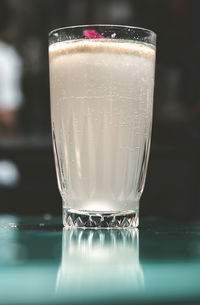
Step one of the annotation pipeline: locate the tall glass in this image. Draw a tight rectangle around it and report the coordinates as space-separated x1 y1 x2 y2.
49 25 156 228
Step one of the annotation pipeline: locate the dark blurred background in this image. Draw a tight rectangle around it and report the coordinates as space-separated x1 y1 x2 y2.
0 0 200 219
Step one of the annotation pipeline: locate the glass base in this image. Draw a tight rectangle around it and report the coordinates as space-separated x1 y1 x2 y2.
63 208 139 228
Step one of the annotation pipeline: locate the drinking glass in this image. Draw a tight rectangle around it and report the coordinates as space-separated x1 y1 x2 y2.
49 25 156 228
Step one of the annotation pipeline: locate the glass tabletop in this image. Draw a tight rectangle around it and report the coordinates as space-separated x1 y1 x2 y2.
0 215 200 305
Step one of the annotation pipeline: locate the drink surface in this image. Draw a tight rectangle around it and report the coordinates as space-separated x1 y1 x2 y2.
49 39 155 213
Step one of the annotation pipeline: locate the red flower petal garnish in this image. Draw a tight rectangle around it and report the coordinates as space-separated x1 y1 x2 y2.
83 30 104 39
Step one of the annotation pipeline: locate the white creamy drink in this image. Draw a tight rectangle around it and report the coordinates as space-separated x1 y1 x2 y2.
49 39 155 218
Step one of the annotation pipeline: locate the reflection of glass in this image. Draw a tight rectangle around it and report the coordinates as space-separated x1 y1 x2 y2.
49 25 156 228
56 228 144 302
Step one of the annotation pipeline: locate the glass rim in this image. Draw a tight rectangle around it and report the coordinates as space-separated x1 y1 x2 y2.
48 24 156 39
